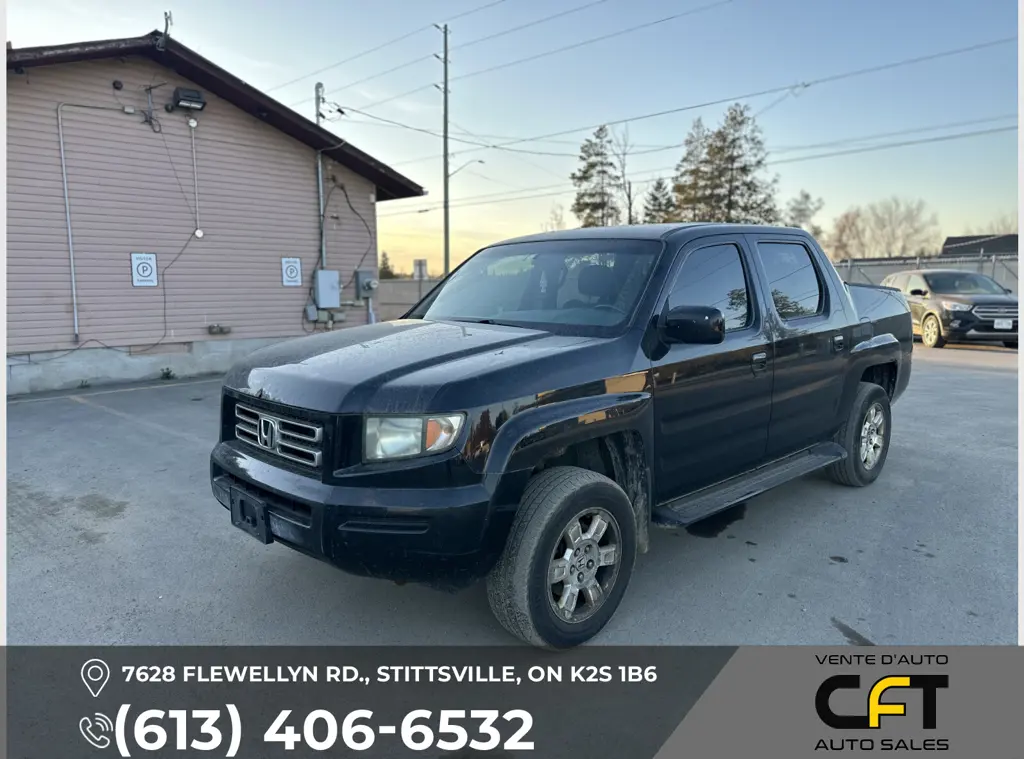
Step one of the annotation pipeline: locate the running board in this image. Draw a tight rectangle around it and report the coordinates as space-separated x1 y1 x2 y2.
652 442 847 527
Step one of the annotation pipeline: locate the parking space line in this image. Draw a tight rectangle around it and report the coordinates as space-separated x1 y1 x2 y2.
69 395 212 448
8 378 223 406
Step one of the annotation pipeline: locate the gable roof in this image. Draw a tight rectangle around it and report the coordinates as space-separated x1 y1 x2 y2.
940 234 1018 256
6 30 425 201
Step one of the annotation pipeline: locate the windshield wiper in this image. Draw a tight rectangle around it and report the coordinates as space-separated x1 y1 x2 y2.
447 317 502 325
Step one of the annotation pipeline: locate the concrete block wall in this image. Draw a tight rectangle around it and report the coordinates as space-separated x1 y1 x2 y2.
375 278 441 322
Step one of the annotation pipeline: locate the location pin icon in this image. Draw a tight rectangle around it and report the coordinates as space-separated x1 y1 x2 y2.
81 659 111 698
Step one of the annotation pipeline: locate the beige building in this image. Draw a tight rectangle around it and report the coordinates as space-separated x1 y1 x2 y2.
6 30 424 395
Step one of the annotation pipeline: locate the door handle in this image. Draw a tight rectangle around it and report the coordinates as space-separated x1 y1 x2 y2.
751 351 768 373
832 334 845 352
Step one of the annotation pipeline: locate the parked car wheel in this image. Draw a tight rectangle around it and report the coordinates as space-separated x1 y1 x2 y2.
1004 341 1017 349
921 315 946 348
826 382 893 488
486 466 637 649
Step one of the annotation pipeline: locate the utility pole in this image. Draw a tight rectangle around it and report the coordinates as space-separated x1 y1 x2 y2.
434 24 451 276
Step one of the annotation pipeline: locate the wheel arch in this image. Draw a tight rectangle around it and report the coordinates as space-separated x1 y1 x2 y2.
481 394 654 554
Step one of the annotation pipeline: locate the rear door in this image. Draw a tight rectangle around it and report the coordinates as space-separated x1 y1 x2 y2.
651 235 773 503
748 233 851 458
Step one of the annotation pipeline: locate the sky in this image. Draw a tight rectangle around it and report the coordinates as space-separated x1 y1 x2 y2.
8 0 1019 273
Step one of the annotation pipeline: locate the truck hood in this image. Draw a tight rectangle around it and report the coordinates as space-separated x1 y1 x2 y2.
223 319 605 414
933 292 1017 307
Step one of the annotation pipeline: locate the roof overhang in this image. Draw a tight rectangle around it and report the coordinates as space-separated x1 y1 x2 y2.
7 31 426 201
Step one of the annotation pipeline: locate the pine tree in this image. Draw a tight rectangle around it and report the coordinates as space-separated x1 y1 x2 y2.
379 251 397 279
570 125 621 227
701 104 778 223
672 117 711 221
643 178 676 223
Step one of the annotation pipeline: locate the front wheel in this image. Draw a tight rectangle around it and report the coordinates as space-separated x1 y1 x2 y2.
921 314 946 348
486 466 637 649
826 382 893 487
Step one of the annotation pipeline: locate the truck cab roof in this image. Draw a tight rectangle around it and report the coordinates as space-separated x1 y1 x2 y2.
495 223 812 246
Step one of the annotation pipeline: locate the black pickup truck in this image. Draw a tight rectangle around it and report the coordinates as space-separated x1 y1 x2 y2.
211 223 912 648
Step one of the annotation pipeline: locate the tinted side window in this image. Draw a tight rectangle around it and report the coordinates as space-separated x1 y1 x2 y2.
668 244 751 331
757 242 824 320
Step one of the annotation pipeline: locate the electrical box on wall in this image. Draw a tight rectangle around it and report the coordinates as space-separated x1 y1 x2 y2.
313 269 341 308
354 270 379 300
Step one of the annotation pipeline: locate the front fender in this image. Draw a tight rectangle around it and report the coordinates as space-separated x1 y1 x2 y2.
480 391 651 487
475 390 654 555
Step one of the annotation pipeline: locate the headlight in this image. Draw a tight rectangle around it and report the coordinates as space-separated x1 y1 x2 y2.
364 414 466 461
941 301 971 312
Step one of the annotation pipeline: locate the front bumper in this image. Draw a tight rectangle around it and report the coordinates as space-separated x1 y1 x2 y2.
940 311 1017 342
210 442 514 588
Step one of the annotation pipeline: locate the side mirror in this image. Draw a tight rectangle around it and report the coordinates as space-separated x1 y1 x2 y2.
661 304 725 344
1003 286 1013 294
909 288 927 297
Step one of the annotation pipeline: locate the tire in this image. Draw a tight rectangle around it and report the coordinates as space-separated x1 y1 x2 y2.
1004 341 1017 349
826 382 893 488
921 314 946 348
486 466 637 649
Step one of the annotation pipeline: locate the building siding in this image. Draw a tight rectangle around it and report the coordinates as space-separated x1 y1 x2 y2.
7 56 378 355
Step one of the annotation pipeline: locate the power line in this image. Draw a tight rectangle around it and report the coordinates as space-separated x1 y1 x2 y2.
769 113 1018 153
385 35 1017 166
453 0 612 52
352 0 733 111
451 0 733 83
378 125 1017 217
335 105 581 155
293 0 611 109
450 120 568 180
622 111 1020 159
270 0 509 96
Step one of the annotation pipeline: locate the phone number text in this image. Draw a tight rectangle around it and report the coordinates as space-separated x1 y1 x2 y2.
110 705 534 755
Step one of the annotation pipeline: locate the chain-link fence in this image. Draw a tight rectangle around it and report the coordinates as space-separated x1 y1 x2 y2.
834 254 1018 290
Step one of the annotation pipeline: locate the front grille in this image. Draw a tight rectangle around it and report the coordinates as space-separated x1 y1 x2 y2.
973 305 1018 320
235 403 323 468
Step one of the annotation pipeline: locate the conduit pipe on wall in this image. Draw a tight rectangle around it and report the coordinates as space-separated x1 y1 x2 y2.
189 118 201 234
56 102 122 343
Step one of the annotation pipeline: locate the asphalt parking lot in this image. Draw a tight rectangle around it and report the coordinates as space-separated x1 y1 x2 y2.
8 343 1018 646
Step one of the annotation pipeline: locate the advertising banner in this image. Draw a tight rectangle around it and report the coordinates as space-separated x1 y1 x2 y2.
8 646 1022 757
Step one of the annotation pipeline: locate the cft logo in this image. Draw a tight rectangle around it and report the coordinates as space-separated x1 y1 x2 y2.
815 674 950 730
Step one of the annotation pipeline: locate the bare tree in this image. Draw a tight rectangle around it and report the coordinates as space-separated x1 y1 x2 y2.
863 196 940 257
965 212 1019 235
825 208 867 261
611 127 637 224
784 190 824 238
827 197 940 259
541 203 567 232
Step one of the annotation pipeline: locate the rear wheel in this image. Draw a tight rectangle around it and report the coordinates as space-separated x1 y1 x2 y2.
1004 341 1017 349
921 315 946 348
486 466 637 649
827 382 892 487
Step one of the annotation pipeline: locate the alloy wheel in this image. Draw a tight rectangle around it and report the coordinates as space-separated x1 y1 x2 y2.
547 508 621 624
859 402 886 470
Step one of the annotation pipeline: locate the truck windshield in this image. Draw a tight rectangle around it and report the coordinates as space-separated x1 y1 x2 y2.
411 239 662 335
923 272 1006 295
